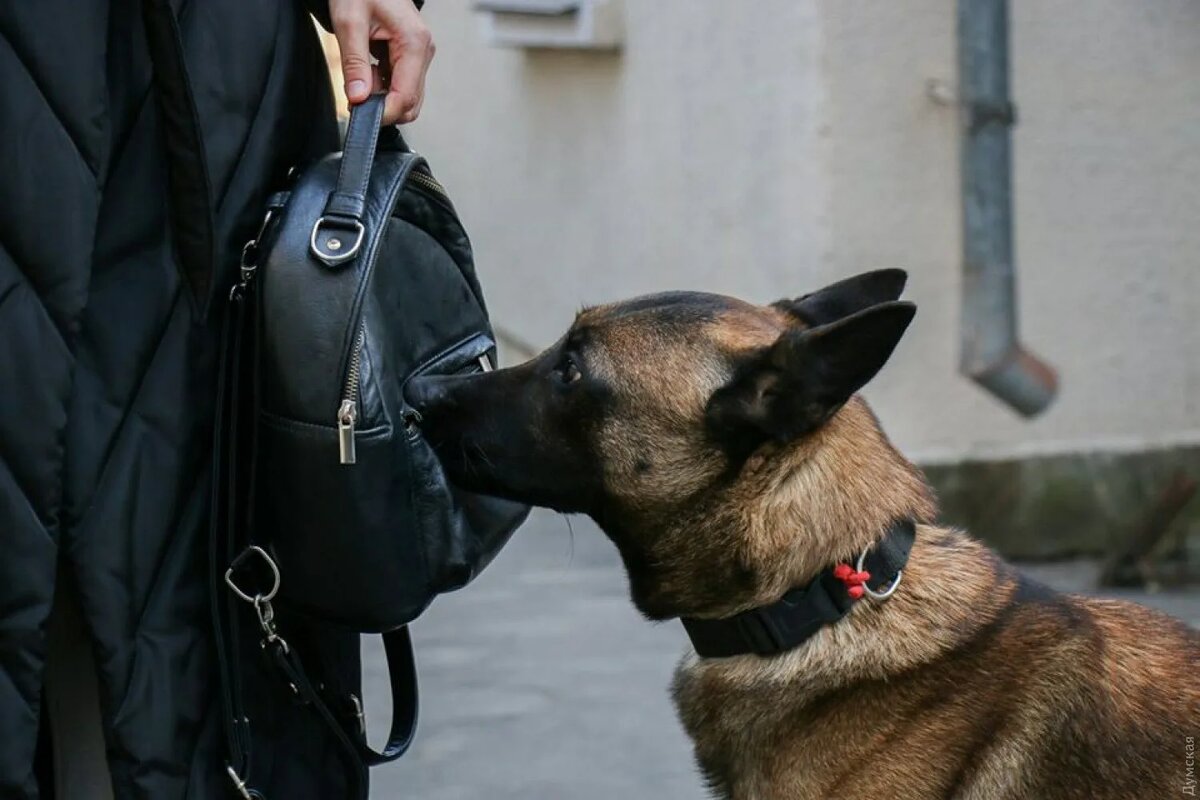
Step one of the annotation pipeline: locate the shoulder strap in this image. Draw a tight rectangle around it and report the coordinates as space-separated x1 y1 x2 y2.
212 245 269 797
210 248 254 785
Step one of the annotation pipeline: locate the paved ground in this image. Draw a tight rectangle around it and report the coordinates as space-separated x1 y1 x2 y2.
366 510 1200 799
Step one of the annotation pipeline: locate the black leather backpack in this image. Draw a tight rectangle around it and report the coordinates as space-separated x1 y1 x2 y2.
212 95 528 798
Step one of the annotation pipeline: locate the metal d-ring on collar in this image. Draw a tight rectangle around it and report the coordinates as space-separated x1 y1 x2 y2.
856 547 902 600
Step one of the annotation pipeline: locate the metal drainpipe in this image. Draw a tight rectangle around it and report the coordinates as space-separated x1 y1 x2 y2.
957 0 1058 416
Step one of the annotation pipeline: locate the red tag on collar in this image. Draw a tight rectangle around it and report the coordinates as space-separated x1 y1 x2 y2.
832 563 872 600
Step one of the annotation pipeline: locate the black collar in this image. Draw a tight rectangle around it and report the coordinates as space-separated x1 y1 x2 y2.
680 520 916 658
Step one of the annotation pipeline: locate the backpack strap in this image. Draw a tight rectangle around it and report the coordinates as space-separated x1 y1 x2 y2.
364 628 420 764
311 94 386 266
260 626 419 767
210 235 255 792
211 239 270 798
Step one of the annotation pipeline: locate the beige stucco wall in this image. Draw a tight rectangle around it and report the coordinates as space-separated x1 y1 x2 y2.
401 0 1200 463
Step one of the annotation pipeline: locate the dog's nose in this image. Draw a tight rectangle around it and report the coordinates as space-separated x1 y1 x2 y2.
405 375 438 415
405 374 454 416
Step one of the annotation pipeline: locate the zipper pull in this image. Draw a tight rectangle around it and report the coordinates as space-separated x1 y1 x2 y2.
337 399 357 465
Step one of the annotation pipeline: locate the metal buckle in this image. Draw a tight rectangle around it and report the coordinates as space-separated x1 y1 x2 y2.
310 215 365 266
252 595 288 654
224 545 280 604
855 549 903 601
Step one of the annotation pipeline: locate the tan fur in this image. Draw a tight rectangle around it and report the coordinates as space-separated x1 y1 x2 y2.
579 298 1199 798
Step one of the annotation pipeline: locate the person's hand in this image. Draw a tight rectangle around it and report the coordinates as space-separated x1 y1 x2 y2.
329 0 434 125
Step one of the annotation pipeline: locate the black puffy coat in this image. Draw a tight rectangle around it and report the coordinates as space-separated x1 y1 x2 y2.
0 1 361 796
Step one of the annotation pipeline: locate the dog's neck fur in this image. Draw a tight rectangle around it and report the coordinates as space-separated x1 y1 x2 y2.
667 398 1014 794
603 395 1004 681
607 396 939 621
603 393 1008 689
727 396 938 612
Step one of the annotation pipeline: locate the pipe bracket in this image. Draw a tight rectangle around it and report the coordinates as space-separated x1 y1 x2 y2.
967 99 1018 132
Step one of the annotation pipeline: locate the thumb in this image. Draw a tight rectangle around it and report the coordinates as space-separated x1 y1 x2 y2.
333 4 373 104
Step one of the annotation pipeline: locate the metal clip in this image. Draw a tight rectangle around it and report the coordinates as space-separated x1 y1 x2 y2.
348 692 366 736
225 546 289 652
252 207 277 244
238 243 258 286
226 765 253 800
236 208 277 286
253 594 289 654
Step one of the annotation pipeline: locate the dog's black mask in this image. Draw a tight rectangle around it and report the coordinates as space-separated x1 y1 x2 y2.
406 339 609 514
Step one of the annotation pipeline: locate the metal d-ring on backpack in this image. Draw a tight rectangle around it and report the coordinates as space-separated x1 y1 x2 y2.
211 95 530 798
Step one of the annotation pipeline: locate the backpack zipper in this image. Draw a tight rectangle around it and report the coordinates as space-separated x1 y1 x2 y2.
337 325 366 465
408 170 449 202
335 170 449 465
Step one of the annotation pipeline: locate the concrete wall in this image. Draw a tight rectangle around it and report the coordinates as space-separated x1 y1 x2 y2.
403 0 1200 466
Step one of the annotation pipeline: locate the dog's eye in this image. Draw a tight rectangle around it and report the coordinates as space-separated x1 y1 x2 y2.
555 356 582 385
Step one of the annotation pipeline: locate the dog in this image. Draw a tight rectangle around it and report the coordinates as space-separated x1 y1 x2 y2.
407 270 1200 799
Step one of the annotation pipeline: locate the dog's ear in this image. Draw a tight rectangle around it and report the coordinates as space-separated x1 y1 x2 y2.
707 301 916 459
772 269 907 328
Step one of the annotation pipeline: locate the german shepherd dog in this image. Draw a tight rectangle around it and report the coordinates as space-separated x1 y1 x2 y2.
408 271 1200 799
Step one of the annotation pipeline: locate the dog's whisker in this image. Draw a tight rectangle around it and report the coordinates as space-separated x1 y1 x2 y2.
469 442 495 470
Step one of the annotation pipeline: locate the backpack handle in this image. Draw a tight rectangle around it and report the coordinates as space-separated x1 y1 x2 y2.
311 94 387 266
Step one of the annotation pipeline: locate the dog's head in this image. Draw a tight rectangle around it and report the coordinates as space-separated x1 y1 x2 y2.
409 270 933 618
